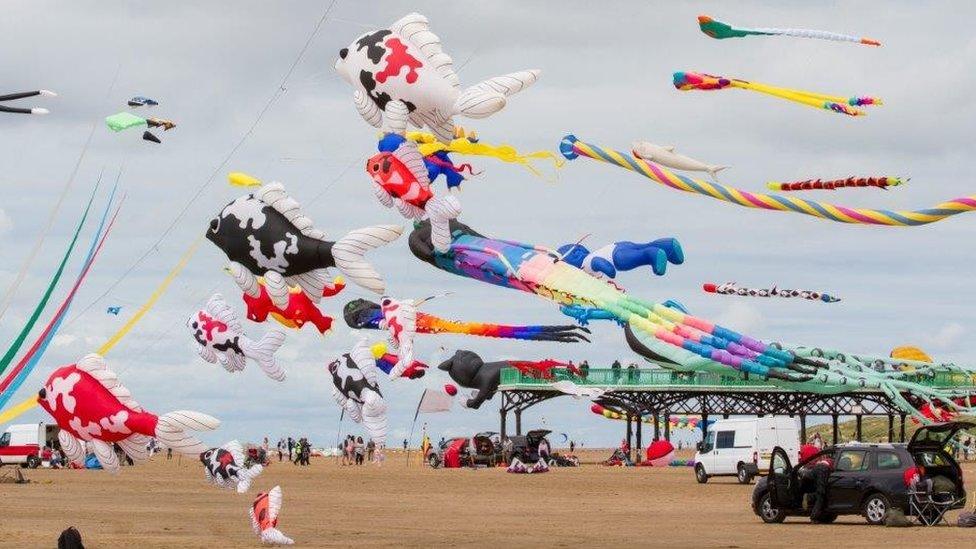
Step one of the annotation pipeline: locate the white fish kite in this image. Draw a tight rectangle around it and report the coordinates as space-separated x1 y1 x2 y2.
703 282 841 303
334 12 540 142
632 141 729 179
698 15 881 47
200 439 263 493
188 294 287 381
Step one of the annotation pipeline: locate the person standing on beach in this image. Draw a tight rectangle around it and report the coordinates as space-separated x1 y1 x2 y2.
287 437 295 461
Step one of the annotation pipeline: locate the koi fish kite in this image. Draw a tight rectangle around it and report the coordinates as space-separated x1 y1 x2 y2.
206 182 402 304
250 486 293 545
698 15 881 47
767 177 906 192
200 439 263 493
327 340 388 448
673 71 880 117
188 294 287 381
227 264 344 335
703 282 841 303
334 12 540 142
38 354 220 472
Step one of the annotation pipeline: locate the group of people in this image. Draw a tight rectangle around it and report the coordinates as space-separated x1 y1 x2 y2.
339 435 376 465
272 436 312 465
565 359 641 382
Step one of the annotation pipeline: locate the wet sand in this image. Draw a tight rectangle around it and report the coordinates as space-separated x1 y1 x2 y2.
1 450 973 547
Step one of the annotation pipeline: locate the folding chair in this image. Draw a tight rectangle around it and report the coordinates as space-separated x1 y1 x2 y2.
909 478 963 526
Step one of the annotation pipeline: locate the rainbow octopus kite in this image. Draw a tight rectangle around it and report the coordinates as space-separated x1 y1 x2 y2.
560 135 976 227
767 177 906 192
673 71 880 117
407 219 976 420
697 15 881 47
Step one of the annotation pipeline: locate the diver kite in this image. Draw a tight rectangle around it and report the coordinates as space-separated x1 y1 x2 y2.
38 353 220 472
698 15 881 47
767 177 906 192
409 218 976 420
105 111 176 143
673 71 880 116
703 282 841 303
327 340 388 449
206 181 402 303
250 486 293 545
200 440 263 493
0 89 56 114
335 12 540 143
343 298 590 343
558 237 683 279
188 294 287 381
632 141 728 180
560 135 976 227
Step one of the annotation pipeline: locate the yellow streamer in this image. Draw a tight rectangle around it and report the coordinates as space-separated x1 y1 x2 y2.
405 131 563 178
0 237 202 425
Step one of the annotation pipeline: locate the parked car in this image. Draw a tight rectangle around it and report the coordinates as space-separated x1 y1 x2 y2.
508 429 552 463
695 416 799 484
426 437 468 468
0 423 58 468
470 432 503 466
752 421 971 525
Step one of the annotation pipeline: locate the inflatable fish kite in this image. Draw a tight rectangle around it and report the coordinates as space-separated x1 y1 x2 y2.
328 340 388 447
188 294 287 381
703 282 841 303
558 237 683 279
200 439 263 493
673 71 880 117
206 182 402 305
335 12 540 142
1 89 56 115
632 141 729 180
38 354 220 472
343 298 591 343
250 486 293 545
697 15 881 47
228 264 343 334
767 177 906 192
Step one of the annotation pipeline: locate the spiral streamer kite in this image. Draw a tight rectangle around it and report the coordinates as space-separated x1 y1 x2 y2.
767 177 906 192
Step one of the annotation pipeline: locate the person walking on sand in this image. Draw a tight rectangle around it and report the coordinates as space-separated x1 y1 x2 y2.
277 438 285 462
367 439 375 462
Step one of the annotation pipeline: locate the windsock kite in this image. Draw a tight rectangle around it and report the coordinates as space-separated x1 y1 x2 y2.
767 177 906 192
697 15 881 47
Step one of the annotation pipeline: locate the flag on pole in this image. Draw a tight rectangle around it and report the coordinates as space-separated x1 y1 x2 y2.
415 389 453 419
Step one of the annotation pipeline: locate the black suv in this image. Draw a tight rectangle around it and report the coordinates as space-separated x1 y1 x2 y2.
752 421 970 525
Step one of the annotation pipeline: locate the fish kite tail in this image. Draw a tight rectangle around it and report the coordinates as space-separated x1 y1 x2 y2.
332 224 404 295
249 329 287 381
154 411 221 455
237 463 264 494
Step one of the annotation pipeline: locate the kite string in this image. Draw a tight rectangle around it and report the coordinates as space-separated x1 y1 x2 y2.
67 0 338 324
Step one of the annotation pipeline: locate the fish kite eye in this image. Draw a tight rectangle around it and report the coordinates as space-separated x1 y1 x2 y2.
38 387 47 399
209 218 220 233
339 48 348 60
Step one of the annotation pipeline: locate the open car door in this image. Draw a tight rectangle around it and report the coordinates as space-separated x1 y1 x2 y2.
768 446 798 509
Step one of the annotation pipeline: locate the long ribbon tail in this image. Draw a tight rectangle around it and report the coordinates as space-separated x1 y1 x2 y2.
0 236 202 423
0 182 100 377
0 193 122 407
416 313 590 342
560 135 976 227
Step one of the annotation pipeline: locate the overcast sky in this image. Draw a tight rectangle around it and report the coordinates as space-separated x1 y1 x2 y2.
1 1 974 448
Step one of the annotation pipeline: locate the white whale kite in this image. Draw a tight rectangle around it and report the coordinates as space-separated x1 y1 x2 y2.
632 141 728 180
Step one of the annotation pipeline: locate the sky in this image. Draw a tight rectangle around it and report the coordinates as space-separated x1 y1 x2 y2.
1 1 974 449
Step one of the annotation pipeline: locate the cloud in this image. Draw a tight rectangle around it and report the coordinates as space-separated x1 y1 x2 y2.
920 322 966 350
713 302 765 334
52 334 78 347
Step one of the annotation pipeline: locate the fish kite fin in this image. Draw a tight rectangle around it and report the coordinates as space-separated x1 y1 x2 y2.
247 330 287 382
332 225 404 294
154 411 220 455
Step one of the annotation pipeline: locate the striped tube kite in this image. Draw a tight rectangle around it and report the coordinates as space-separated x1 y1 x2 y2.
560 135 976 227
697 15 881 47
673 71 880 116
768 177 906 192
703 282 840 303
0 89 56 114
408 218 976 420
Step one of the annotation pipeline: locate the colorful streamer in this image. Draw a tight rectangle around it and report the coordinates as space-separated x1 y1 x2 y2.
697 15 881 46
0 185 99 378
559 135 976 227
673 71 880 116
767 177 906 192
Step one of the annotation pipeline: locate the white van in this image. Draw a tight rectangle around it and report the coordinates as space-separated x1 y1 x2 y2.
0 423 59 468
694 416 799 484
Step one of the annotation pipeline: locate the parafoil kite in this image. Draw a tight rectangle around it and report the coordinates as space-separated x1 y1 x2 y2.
250 486 293 545
697 15 881 46
673 71 880 116
206 181 402 303
560 135 976 227
767 177 906 192
200 439 263 493
327 340 388 449
127 96 159 107
632 141 728 179
335 12 540 142
558 237 683 279
703 282 841 303
188 294 287 381
1 89 56 114
38 353 220 472
105 111 176 143
409 218 976 420
106 306 122 315
343 298 590 342
227 264 344 335
890 346 933 363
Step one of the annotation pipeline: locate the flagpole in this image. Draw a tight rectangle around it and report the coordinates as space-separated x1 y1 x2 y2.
406 389 427 468
334 409 344 466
